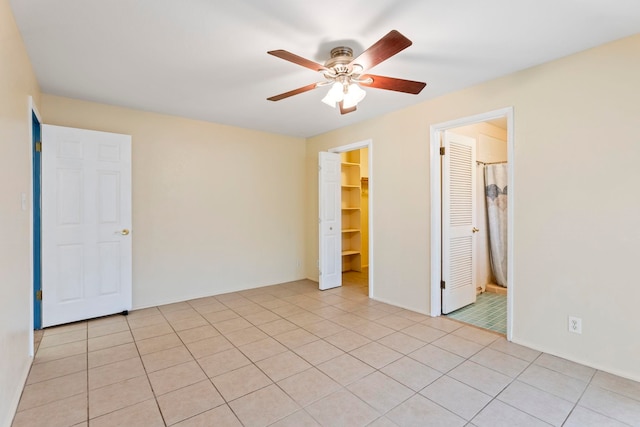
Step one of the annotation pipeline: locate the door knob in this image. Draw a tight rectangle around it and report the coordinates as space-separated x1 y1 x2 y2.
119 229 130 235
472 227 479 233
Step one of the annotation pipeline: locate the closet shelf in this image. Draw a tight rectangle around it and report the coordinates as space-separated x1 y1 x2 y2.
342 229 360 233
341 150 364 273
342 250 360 256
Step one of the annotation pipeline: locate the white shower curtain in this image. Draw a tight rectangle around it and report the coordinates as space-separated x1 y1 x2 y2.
485 164 508 287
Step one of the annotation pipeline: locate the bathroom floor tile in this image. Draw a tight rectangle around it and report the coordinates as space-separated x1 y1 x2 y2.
446 293 507 335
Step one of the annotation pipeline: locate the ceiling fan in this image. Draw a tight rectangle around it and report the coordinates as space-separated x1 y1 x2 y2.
267 30 427 115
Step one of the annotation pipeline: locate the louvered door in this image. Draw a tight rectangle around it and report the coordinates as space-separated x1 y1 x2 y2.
442 132 477 314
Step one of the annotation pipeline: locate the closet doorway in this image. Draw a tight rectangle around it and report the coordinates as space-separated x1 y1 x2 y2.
319 140 373 297
340 146 370 296
430 108 514 339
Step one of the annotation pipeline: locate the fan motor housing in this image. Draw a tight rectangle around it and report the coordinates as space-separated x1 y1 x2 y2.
325 46 356 75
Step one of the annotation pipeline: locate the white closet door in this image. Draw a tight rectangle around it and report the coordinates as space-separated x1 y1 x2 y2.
42 125 132 327
442 131 477 314
318 151 341 290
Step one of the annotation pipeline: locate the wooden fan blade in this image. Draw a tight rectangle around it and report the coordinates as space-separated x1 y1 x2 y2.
267 83 319 101
268 50 327 72
360 74 426 94
349 30 412 72
339 101 357 115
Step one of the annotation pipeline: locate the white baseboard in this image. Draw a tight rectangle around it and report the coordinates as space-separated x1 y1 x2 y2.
369 295 430 316
132 277 308 311
511 337 640 383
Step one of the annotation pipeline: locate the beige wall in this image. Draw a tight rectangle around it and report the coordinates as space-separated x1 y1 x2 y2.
0 0 41 425
307 34 640 381
42 95 307 309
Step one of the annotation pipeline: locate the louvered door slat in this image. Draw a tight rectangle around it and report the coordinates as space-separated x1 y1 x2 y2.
442 132 477 314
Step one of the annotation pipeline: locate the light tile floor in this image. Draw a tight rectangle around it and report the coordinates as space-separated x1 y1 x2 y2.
13 279 640 427
446 292 507 335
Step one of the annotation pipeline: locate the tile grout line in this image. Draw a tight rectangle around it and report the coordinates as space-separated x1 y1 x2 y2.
127 311 170 427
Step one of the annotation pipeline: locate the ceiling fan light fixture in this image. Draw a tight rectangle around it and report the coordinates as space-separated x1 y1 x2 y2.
321 82 344 108
267 30 426 114
342 84 366 109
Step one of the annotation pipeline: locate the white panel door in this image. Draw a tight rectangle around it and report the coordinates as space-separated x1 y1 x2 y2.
442 132 477 314
42 125 132 327
319 152 341 290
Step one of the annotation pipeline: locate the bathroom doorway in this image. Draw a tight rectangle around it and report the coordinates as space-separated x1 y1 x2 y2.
430 108 514 339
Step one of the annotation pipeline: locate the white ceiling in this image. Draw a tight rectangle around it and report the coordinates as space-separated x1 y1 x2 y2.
11 0 640 138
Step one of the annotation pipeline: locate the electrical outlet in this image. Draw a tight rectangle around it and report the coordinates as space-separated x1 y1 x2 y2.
568 316 582 334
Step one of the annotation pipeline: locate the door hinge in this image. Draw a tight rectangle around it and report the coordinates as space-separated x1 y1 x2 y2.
36 290 42 300
440 280 446 290
35 141 42 152
439 147 445 156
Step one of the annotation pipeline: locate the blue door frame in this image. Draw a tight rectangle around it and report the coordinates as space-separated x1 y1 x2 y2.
32 112 42 330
